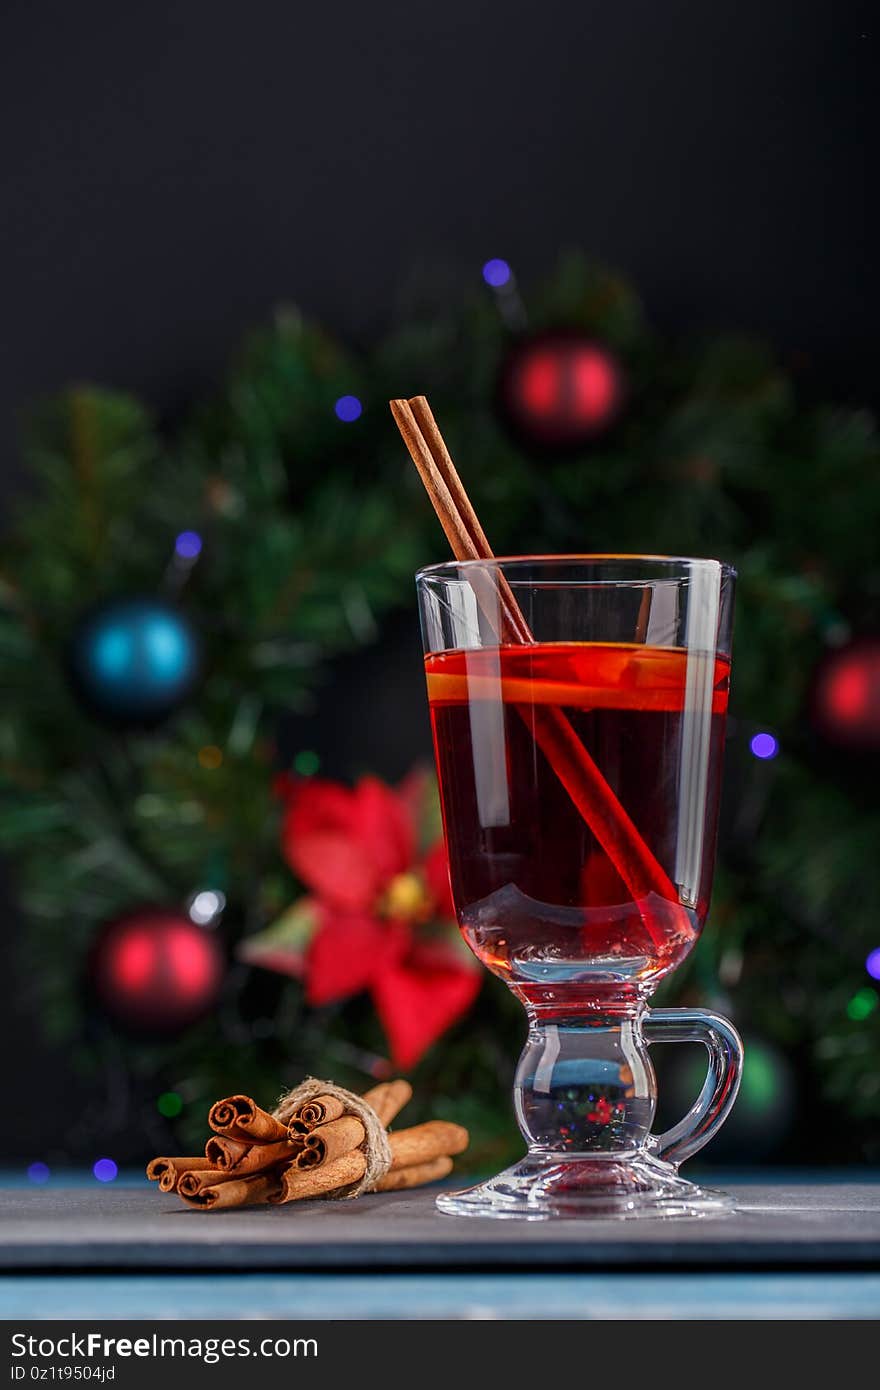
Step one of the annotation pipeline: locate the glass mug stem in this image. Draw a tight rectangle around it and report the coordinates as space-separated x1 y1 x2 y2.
513 1001 742 1169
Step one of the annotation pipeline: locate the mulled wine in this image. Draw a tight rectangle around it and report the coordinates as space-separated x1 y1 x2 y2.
426 641 730 995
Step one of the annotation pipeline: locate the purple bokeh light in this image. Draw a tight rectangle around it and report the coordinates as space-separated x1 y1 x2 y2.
750 732 779 760
175 530 203 559
93 1157 118 1183
334 395 362 423
482 258 512 288
27 1162 50 1184
866 948 880 981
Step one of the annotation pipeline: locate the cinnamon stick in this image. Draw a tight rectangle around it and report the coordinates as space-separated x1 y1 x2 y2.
361 1079 412 1127
178 1142 295 1196
387 1121 469 1169
269 1150 367 1203
373 1155 453 1192
192 1140 296 1186
295 1115 364 1169
178 1172 282 1210
293 1094 346 1128
146 1156 212 1193
204 1135 251 1170
207 1094 289 1144
391 395 693 950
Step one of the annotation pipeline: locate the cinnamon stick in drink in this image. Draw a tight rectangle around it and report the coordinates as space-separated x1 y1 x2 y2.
270 1150 367 1203
177 1172 282 1210
391 395 693 952
208 1095 289 1143
295 1115 364 1169
373 1156 453 1192
387 1121 469 1169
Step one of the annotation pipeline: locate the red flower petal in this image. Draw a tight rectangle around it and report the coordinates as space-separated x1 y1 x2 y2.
283 779 361 846
353 776 416 883
422 839 456 919
284 819 382 912
305 910 402 1006
371 943 481 1069
281 775 419 909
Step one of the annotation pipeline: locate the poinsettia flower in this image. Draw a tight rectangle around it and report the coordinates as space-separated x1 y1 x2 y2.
240 770 479 1069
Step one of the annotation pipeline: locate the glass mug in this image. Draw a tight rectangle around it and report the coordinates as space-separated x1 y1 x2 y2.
417 556 743 1218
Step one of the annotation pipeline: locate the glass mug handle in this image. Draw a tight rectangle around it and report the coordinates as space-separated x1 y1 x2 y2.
643 1008 744 1168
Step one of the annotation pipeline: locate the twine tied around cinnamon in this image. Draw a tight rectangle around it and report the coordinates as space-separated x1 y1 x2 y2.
272 1076 392 1197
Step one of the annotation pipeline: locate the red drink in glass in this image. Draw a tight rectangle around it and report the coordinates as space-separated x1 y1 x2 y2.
426 641 730 998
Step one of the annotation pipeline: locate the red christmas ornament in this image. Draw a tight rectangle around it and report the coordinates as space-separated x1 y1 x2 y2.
812 639 880 748
496 330 624 451
91 909 225 1035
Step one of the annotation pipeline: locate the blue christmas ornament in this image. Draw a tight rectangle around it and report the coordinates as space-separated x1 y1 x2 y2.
69 598 201 726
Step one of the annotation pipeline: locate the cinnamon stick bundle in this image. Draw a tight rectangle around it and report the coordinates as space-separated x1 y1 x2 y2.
208 1094 289 1144
148 1077 467 1210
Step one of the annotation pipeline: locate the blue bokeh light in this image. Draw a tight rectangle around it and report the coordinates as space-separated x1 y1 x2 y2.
175 530 203 559
749 732 779 760
866 948 880 982
334 395 363 422
27 1162 50 1185
93 1158 118 1183
482 258 512 288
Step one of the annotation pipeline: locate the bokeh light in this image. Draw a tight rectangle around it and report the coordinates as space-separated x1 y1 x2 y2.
750 732 779 760
813 641 880 746
294 749 321 776
865 948 880 981
93 1158 118 1183
847 987 879 1022
27 1162 50 1185
174 530 203 559
482 258 512 288
334 395 362 422
189 890 225 925
198 745 223 770
157 1091 183 1118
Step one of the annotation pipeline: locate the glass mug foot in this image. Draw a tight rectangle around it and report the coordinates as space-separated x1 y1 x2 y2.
436 1152 734 1221
436 1004 743 1221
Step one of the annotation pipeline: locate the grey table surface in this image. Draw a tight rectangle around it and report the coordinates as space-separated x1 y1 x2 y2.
2 1179 880 1271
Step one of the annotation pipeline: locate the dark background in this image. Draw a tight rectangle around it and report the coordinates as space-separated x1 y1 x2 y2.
1 1 876 1158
